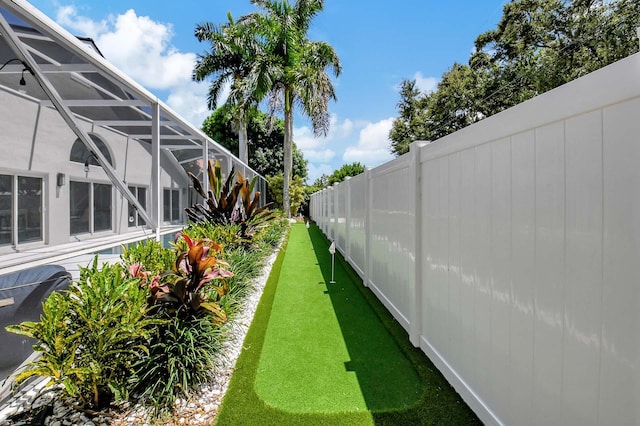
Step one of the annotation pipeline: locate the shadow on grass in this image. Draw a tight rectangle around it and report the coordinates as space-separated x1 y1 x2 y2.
306 226 422 411
216 226 375 425
306 223 481 425
216 223 480 425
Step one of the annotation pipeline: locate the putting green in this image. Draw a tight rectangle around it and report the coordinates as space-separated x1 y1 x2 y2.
254 223 423 414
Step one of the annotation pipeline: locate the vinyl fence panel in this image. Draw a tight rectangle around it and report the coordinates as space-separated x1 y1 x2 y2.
368 156 414 330
347 173 367 278
309 52 640 425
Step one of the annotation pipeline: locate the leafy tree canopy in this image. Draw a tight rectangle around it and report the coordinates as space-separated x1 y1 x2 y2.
389 0 640 156
327 162 365 186
202 104 308 180
266 174 306 216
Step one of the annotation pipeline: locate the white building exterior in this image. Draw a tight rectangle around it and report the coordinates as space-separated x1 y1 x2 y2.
0 0 265 272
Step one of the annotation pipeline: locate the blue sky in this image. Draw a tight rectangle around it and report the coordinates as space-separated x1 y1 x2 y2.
28 0 507 183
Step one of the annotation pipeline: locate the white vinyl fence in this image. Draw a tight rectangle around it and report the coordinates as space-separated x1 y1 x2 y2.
310 52 640 425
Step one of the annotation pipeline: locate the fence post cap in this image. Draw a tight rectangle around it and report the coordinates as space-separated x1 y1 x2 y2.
410 141 430 152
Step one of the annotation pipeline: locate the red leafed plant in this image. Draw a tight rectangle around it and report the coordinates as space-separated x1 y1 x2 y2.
143 233 233 323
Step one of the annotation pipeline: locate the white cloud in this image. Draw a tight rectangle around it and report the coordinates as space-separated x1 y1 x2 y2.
293 114 354 183
293 114 354 150
165 81 210 127
53 5 216 127
293 125 317 150
307 163 334 184
413 71 438 94
331 115 354 138
99 10 195 90
57 5 108 36
343 118 395 166
303 149 335 163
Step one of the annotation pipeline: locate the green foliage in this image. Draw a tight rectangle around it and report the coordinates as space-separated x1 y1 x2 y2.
201 104 308 179
389 0 640 156
183 221 244 252
475 0 640 96
185 159 276 239
239 0 341 216
389 79 432 156
7 259 159 409
312 174 329 189
120 239 175 276
266 174 305 216
6 215 290 416
144 233 233 324
130 312 223 412
254 216 288 249
130 219 288 413
193 12 265 163
327 162 365 186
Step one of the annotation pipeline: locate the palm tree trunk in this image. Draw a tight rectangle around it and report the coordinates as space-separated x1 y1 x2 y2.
238 115 249 165
283 88 293 217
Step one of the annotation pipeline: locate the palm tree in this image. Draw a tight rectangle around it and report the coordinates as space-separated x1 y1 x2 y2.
193 13 262 164
241 0 341 217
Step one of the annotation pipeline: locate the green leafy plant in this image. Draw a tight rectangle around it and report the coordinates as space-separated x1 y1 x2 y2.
266 173 305 216
7 259 159 409
126 233 234 412
143 233 233 324
130 312 223 411
120 239 176 277
183 221 244 252
185 159 275 239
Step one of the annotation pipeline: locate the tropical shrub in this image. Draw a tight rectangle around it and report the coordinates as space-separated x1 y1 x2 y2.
183 221 244 252
126 233 234 411
266 174 305 215
120 239 175 277
6 217 288 416
130 311 223 411
141 233 233 323
185 159 275 239
7 259 159 409
257 216 289 248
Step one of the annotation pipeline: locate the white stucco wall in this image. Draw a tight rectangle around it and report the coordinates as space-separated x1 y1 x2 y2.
0 87 187 251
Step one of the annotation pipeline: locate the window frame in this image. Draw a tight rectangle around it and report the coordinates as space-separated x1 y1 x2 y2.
127 185 148 228
69 134 115 168
69 179 113 236
0 172 45 248
163 187 181 223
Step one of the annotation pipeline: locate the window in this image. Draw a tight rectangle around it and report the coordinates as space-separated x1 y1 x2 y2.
163 188 181 222
69 134 114 167
0 175 11 245
94 183 112 232
70 181 89 234
70 181 112 235
0 173 43 246
127 186 147 227
18 177 43 242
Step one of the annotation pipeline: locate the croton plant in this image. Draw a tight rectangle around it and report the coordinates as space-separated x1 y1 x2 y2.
129 233 233 323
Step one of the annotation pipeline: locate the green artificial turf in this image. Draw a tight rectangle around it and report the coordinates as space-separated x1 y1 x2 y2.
215 223 481 425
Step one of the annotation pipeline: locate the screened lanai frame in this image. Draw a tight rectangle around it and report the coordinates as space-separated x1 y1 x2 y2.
0 0 267 241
